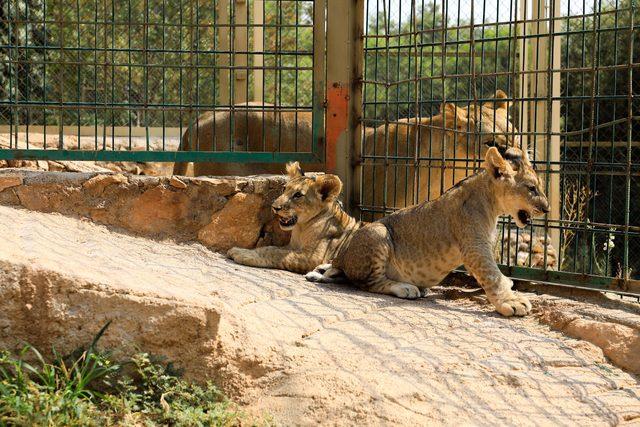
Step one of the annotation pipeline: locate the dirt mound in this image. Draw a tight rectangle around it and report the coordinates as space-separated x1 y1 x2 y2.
1 205 639 425
532 288 640 373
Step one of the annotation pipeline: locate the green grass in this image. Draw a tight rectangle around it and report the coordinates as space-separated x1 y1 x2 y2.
0 322 256 426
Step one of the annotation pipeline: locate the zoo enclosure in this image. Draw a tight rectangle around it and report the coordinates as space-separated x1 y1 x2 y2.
355 0 639 295
0 0 326 164
1 0 639 295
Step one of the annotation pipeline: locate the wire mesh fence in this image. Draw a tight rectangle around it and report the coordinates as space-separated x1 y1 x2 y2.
359 0 639 293
0 0 323 164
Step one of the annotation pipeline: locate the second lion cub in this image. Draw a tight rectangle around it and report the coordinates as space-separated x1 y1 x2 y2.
307 146 549 317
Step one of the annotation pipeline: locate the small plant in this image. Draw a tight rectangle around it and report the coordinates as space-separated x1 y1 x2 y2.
590 227 616 276
560 181 596 270
0 323 252 426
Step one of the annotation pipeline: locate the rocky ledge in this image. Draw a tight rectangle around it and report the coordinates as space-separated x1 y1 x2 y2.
0 169 291 251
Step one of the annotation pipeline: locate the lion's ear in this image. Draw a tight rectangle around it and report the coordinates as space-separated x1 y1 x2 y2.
494 90 512 110
285 162 304 178
484 147 515 179
315 174 342 202
440 102 469 130
440 102 468 119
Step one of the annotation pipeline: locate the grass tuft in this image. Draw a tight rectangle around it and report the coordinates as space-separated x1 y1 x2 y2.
0 323 256 426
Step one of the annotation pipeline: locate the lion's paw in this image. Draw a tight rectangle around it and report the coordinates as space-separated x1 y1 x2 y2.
390 283 421 300
227 247 258 265
304 271 323 282
493 293 532 317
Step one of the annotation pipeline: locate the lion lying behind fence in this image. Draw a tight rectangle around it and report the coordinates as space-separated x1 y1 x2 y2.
173 91 519 210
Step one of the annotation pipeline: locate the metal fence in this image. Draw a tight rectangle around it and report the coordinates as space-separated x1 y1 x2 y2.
0 0 324 164
358 0 639 294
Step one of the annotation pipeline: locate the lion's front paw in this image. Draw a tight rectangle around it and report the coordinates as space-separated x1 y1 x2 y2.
227 247 259 266
227 247 244 259
390 283 422 300
493 292 532 317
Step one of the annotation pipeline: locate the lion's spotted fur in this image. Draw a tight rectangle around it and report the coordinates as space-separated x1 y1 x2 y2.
227 162 361 274
309 146 550 317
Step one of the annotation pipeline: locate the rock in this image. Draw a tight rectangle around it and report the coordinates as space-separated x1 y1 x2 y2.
531 241 545 254
128 185 190 235
14 184 70 212
496 232 557 270
0 176 23 192
169 176 187 189
63 161 112 173
82 174 128 196
198 193 264 251
36 160 49 171
539 308 640 374
199 177 239 197
89 207 110 223
47 161 66 172
516 251 529 266
251 177 271 194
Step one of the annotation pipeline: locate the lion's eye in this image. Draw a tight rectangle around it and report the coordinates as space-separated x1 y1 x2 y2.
293 192 303 199
527 185 537 194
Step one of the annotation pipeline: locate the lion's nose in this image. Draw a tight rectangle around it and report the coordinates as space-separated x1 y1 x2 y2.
541 203 550 214
272 205 283 213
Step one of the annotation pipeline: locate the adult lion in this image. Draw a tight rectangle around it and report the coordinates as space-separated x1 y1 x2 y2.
172 102 320 176
174 91 519 211
359 90 519 214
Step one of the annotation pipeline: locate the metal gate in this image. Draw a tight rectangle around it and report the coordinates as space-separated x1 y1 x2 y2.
0 0 324 164
358 0 639 294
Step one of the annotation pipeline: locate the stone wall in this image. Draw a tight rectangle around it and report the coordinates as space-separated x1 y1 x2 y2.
0 169 291 251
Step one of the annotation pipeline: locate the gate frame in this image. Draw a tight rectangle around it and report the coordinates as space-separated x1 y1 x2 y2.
325 0 365 210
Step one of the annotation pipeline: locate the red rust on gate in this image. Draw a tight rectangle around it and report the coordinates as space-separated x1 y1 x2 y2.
325 83 349 174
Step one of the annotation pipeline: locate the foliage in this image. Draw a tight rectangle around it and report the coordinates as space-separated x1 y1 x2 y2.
0 323 252 426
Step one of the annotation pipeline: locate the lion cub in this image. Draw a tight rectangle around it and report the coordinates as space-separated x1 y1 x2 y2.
227 162 361 274
307 146 550 317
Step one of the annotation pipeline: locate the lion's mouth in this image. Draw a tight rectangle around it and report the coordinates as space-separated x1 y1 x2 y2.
278 216 298 229
517 210 531 227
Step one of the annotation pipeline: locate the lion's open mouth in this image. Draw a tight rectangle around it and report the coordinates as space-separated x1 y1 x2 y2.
517 210 531 226
278 216 298 228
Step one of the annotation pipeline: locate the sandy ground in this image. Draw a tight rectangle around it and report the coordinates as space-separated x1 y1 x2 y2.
1 205 639 425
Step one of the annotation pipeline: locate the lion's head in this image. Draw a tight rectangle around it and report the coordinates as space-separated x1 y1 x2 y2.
271 162 343 231
441 89 521 150
483 146 550 228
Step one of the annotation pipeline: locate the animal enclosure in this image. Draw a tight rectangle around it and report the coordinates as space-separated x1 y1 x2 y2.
357 0 639 295
0 0 324 163
0 0 638 295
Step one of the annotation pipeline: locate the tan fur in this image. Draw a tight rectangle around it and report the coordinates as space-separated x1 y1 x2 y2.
173 103 321 176
227 162 361 274
361 90 520 210
309 146 550 317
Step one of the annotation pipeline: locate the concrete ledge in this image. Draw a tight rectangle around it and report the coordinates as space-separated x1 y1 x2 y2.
0 169 291 251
